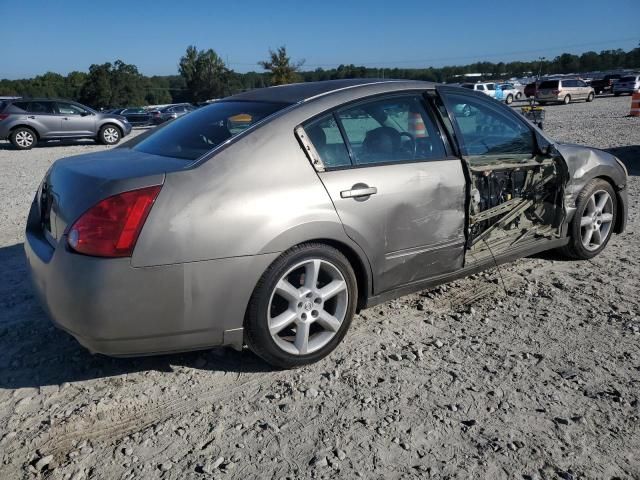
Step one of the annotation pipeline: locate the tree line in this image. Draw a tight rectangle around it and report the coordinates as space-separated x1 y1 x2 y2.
1 46 638 109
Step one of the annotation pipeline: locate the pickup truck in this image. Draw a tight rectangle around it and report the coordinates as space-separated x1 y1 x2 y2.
591 74 622 95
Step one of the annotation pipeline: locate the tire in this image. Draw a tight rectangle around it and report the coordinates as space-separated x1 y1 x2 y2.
10 127 37 150
245 243 358 369
586 92 594 102
563 95 571 105
595 89 602 95
537 101 547 106
614 92 621 97
505 94 513 105
516 92 522 100
559 179 617 260
98 124 121 145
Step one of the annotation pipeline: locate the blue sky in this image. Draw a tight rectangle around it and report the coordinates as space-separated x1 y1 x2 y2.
1 0 638 79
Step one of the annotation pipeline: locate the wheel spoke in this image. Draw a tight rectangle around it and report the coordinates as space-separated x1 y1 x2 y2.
316 310 341 332
592 228 602 246
294 322 310 354
596 193 609 211
269 310 297 335
304 260 321 289
582 228 594 246
580 215 592 227
318 280 346 301
585 196 596 214
275 279 300 304
600 213 613 224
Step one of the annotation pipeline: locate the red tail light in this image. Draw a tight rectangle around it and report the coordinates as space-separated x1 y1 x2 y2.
0 114 9 121
67 185 162 257
552 89 560 94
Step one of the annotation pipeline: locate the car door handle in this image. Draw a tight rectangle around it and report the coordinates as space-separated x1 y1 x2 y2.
340 185 377 198
62 117 70 121
27 116 35 119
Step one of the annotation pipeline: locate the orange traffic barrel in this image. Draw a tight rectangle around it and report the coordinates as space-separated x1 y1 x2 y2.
408 112 427 137
631 92 640 117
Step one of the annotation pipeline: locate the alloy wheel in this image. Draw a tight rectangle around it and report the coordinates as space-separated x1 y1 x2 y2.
103 127 119 144
267 258 348 355
15 131 34 148
580 190 613 251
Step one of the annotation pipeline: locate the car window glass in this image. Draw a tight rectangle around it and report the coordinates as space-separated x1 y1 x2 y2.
477 85 485 91
304 114 352 168
577 80 587 87
539 80 558 89
28 101 56 114
56 102 85 115
133 100 289 161
441 92 533 158
337 95 445 165
12 101 29 111
486 84 495 91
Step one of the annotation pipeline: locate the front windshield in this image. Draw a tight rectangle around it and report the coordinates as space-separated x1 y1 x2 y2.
133 100 290 160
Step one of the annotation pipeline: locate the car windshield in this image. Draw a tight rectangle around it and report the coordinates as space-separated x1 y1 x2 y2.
133 100 290 161
539 80 559 89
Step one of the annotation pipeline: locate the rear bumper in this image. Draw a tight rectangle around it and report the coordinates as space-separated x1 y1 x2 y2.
24 217 278 356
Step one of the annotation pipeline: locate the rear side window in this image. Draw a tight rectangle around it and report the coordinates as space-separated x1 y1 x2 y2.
441 92 533 158
476 85 485 91
336 95 446 165
304 114 352 168
133 101 289 161
539 80 559 89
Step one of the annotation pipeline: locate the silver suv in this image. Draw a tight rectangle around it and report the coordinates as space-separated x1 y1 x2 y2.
0 98 132 150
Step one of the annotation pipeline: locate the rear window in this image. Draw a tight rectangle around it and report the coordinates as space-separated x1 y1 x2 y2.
539 80 559 89
619 76 637 82
133 101 290 161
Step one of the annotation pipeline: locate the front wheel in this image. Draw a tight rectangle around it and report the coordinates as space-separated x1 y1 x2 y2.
98 125 121 145
560 179 617 260
245 243 358 368
10 127 37 150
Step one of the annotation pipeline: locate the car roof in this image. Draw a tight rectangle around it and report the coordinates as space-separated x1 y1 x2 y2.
224 79 437 104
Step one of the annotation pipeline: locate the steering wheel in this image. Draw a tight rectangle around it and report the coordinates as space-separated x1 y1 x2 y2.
399 132 417 158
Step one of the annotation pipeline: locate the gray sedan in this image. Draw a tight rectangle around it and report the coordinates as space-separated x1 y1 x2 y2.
25 79 628 368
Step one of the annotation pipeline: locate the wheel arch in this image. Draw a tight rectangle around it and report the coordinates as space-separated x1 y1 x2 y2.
10 124 40 139
594 175 626 234
100 122 123 135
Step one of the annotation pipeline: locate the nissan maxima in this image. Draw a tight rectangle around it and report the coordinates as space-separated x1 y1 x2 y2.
25 79 628 368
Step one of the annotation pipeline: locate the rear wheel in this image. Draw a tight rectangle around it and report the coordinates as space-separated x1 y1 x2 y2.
98 124 121 145
10 127 37 150
560 179 617 260
586 92 594 102
563 95 571 105
245 243 357 368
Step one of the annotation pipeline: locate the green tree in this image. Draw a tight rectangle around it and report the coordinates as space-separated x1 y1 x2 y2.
259 46 304 85
179 45 229 102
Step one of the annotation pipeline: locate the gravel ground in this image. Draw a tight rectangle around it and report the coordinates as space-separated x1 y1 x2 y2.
0 97 638 480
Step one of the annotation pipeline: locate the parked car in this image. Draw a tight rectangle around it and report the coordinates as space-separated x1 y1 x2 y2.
524 81 539 98
612 74 640 96
536 79 595 105
498 83 521 104
0 99 131 149
25 79 628 368
109 107 153 126
151 103 196 125
460 82 496 98
591 74 622 95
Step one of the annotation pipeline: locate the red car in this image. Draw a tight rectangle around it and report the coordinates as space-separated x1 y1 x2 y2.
524 81 539 98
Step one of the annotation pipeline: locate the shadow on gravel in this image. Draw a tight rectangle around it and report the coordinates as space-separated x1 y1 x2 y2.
0 243 272 390
606 145 640 176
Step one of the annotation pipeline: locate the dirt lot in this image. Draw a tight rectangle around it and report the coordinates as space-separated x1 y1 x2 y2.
0 97 639 480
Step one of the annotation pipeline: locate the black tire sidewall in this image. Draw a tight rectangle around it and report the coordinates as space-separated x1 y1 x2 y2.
10 127 36 150
99 125 121 145
566 179 617 259
245 244 358 368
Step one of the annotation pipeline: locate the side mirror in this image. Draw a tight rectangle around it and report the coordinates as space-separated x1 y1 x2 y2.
81 111 91 117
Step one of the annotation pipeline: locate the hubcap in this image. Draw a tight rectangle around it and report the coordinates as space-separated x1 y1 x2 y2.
580 190 613 251
104 128 119 143
268 259 348 356
15 131 34 147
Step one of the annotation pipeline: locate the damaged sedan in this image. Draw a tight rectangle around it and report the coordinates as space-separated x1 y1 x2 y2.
25 79 628 368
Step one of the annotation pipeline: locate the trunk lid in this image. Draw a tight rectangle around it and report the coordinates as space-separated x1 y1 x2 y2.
39 148 188 243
